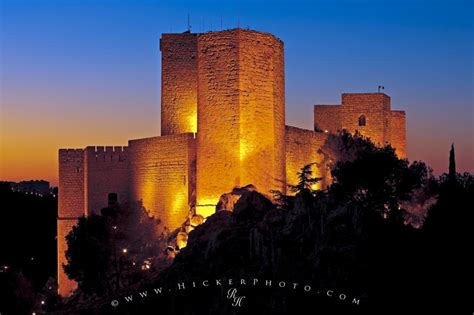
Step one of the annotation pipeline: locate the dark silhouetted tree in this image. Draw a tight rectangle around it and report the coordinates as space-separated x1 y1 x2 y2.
422 148 474 311
289 162 322 195
64 202 168 296
0 182 57 314
330 142 428 223
449 143 456 179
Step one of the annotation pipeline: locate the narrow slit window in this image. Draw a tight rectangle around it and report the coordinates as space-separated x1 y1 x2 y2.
108 193 118 206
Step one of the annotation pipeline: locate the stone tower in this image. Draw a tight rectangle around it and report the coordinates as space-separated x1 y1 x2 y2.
195 29 286 217
57 147 129 296
160 33 198 135
314 93 406 158
57 149 84 296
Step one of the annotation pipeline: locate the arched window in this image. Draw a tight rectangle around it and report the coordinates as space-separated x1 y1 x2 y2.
358 115 366 126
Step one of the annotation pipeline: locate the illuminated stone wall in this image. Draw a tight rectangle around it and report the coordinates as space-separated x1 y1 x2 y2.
57 219 78 297
58 149 85 296
196 29 285 217
160 33 198 135
390 111 406 158
128 133 196 231
314 105 341 132
195 30 240 217
313 93 406 158
84 146 129 215
340 93 391 146
285 126 329 192
239 30 286 197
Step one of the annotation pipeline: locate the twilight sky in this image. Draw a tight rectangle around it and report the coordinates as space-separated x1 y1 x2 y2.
1 0 473 185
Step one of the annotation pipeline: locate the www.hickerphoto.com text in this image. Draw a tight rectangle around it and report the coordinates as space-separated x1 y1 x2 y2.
109 278 362 308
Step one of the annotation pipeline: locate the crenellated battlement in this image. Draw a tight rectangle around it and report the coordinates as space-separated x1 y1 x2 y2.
391 110 405 115
129 132 196 145
59 149 84 163
84 146 128 162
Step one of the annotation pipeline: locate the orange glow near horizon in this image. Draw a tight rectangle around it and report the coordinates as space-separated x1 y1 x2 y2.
0 99 159 186
2 110 473 187
1 82 472 187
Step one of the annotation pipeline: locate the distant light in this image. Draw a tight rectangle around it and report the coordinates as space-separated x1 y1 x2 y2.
112 226 117 230
122 248 128 254
41 300 45 305
324 129 329 133
142 259 151 270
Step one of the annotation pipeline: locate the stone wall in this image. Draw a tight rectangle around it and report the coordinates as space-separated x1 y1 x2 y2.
314 105 341 133
285 126 329 193
128 133 196 231
84 146 129 216
58 149 85 296
160 33 198 135
238 30 286 197
313 93 406 158
58 149 85 218
196 30 241 217
390 110 407 158
57 219 78 297
196 29 285 217
340 93 391 146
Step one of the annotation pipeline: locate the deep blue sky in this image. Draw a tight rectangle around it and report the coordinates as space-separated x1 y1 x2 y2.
1 0 473 183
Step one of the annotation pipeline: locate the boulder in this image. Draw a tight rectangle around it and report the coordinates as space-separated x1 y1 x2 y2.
215 184 257 212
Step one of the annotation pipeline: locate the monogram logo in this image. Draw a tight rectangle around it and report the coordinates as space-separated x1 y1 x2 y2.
226 288 246 307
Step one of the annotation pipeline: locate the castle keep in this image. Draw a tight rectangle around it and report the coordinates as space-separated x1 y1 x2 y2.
58 29 406 296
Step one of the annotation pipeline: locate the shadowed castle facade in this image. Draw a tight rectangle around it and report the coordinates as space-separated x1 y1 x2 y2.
57 29 406 296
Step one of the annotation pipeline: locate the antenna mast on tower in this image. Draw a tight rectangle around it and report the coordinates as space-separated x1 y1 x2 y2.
187 14 191 32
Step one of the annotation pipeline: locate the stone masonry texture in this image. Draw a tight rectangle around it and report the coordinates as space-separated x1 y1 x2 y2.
57 149 84 296
196 29 286 217
285 126 329 192
314 93 406 158
84 146 129 216
128 133 196 231
160 33 198 135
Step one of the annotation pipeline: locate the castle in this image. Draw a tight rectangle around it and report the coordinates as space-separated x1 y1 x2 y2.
57 29 406 296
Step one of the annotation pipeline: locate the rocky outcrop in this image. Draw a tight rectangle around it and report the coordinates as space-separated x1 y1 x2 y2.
215 184 257 212
143 186 368 314
168 184 263 251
